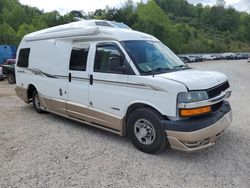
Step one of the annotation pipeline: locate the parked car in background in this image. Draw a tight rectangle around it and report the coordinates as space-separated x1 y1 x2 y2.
178 55 193 63
235 53 249 60
189 55 204 62
202 54 221 61
202 54 214 61
179 55 206 63
222 53 235 60
248 57 250 62
2 59 16 84
187 56 196 62
3 59 15 65
178 56 188 63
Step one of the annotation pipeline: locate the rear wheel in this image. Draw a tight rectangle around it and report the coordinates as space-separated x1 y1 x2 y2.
127 108 166 154
7 73 15 84
32 90 44 113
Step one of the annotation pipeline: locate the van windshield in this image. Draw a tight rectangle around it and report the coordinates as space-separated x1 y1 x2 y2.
121 40 189 75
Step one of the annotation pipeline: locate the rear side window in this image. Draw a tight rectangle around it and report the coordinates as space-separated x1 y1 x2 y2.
69 47 89 71
17 48 30 67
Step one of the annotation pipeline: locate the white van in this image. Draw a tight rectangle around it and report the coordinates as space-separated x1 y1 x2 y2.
15 20 232 153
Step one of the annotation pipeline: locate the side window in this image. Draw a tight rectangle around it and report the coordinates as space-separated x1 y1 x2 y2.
94 44 125 74
69 47 89 71
17 48 30 67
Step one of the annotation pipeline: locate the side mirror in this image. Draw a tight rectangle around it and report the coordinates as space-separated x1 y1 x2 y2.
108 56 128 74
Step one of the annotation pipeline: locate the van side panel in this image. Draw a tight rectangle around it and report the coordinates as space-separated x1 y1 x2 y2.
15 38 186 135
16 39 71 114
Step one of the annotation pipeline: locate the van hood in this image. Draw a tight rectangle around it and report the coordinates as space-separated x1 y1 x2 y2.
156 69 227 90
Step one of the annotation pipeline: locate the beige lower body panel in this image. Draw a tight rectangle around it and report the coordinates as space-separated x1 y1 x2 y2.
67 101 123 132
46 98 67 115
166 111 232 152
15 86 28 103
40 95 123 135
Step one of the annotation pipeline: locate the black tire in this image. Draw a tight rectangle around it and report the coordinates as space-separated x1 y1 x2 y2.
32 89 44 113
7 73 15 84
127 108 166 154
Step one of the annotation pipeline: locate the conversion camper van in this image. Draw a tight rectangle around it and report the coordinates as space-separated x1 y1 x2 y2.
15 20 232 153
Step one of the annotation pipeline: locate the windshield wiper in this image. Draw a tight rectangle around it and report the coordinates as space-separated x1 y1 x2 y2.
145 68 171 75
173 65 191 70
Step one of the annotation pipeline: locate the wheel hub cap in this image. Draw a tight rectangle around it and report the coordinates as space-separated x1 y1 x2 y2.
134 119 156 145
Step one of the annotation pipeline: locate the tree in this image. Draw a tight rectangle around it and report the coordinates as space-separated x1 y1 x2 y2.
1 5 28 30
0 0 249 52
17 23 36 41
32 16 48 30
0 23 17 44
42 11 63 27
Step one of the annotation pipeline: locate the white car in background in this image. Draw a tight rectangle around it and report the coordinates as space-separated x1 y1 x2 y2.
202 54 220 61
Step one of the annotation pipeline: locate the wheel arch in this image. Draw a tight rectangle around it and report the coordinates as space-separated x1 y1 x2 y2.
122 101 168 136
27 84 37 102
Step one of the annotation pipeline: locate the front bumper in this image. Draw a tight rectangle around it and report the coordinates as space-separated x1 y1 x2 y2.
162 101 232 152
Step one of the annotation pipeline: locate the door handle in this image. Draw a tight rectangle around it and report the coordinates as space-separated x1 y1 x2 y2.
69 73 71 82
59 88 63 96
90 74 93 85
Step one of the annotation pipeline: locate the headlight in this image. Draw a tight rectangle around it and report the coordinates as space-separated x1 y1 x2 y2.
178 91 208 103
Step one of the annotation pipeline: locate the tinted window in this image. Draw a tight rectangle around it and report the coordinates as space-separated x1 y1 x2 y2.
122 41 188 75
69 47 89 71
94 44 124 73
95 21 112 27
17 48 30 67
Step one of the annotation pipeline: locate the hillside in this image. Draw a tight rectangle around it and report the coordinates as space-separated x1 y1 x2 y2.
0 0 249 53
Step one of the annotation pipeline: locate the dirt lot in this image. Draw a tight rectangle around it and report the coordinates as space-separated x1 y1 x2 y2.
0 60 249 188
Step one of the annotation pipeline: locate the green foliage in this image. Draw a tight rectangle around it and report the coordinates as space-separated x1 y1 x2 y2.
1 3 28 31
132 1 171 43
17 23 36 40
136 1 170 27
31 16 48 30
0 23 17 44
0 0 249 53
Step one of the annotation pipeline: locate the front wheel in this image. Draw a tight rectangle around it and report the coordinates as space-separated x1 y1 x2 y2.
127 108 166 154
32 90 44 113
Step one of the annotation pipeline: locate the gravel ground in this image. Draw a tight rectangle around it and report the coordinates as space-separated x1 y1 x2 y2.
0 60 249 188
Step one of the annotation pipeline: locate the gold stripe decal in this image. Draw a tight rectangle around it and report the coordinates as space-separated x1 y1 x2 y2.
20 68 164 91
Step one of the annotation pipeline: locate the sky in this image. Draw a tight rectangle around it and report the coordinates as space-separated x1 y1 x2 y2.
188 0 250 12
19 0 250 14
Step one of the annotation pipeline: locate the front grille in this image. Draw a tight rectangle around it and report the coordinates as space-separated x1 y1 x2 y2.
207 81 230 98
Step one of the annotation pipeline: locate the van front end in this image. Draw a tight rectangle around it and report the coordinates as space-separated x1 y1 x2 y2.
162 82 232 152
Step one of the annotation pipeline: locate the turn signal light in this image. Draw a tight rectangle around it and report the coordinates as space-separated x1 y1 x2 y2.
180 106 211 117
